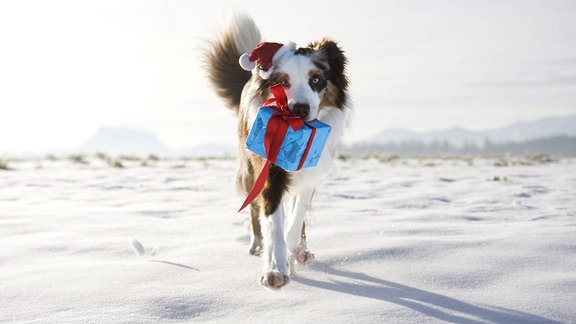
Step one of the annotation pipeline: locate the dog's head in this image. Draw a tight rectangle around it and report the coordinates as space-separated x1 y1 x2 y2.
241 40 349 121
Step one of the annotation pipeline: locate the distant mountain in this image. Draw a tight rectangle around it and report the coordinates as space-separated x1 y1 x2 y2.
74 127 174 156
345 135 576 157
370 115 576 147
72 127 235 157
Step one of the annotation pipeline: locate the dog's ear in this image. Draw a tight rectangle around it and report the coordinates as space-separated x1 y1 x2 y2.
310 38 349 107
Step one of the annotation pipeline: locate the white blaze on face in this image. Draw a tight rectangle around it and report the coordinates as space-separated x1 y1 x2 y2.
275 53 324 121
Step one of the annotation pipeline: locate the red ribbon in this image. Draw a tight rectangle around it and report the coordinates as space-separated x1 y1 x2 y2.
238 83 317 212
264 83 305 131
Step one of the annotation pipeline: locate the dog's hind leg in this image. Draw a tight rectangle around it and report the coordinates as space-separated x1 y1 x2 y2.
248 204 263 256
295 222 315 264
238 155 264 256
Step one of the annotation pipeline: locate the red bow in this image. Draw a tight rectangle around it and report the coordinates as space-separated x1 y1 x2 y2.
238 84 317 212
263 83 305 131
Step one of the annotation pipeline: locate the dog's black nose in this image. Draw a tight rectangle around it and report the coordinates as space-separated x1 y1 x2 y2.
293 103 310 119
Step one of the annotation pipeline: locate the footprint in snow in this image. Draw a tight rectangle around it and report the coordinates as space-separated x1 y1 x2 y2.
131 239 158 257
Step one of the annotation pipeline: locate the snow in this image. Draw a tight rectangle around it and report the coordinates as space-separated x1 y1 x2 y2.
1 156 575 323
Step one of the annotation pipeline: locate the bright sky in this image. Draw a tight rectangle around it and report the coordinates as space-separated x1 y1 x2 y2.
1 0 575 153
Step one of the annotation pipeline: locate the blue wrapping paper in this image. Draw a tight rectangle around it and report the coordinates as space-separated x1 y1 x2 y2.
245 107 331 171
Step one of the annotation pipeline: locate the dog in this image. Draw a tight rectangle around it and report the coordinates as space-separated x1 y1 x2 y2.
204 14 350 290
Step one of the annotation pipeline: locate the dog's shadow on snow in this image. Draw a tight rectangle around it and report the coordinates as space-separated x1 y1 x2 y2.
294 262 559 324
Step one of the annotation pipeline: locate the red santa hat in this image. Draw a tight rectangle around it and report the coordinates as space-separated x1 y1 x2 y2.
239 42 296 79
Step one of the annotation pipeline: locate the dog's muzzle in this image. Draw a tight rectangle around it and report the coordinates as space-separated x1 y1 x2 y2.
292 103 310 119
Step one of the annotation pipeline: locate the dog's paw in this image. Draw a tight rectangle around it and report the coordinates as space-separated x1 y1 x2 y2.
260 270 291 290
248 244 263 256
294 247 315 265
248 237 263 256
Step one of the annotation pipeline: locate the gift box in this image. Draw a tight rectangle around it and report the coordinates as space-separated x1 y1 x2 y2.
245 107 331 171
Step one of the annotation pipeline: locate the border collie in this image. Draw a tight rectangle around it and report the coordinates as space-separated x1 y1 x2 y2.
204 14 350 290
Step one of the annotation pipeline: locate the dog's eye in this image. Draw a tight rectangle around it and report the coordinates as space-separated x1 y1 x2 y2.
309 74 326 92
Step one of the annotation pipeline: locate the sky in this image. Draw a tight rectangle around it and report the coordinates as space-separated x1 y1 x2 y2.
1 0 575 153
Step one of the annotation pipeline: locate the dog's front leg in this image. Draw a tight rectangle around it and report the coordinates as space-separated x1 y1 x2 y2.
259 207 290 290
285 187 315 273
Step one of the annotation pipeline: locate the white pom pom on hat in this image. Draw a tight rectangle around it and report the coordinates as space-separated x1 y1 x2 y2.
239 53 256 71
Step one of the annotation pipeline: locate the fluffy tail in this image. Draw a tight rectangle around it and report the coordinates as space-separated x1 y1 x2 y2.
204 14 262 113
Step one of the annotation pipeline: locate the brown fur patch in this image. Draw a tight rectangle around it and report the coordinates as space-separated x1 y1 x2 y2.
203 34 252 112
309 38 349 108
257 71 290 95
261 164 289 215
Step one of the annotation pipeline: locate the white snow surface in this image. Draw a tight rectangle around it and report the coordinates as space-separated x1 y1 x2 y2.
1 156 575 323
